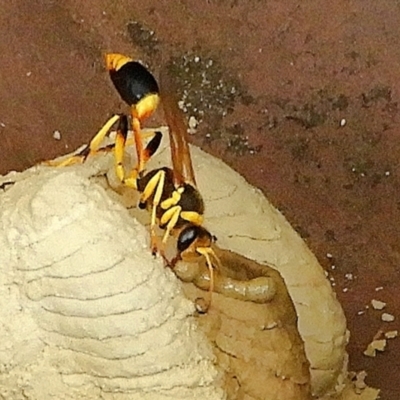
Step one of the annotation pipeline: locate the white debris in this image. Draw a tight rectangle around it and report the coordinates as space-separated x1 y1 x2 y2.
340 118 346 127
371 299 386 310
384 330 398 339
381 313 395 322
188 115 198 134
353 370 367 391
53 130 61 140
363 339 386 357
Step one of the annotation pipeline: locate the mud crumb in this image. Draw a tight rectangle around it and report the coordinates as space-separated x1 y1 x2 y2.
381 313 395 322
53 130 62 141
352 370 367 392
126 21 159 59
363 339 386 357
371 299 386 310
188 115 198 134
166 51 242 125
384 330 398 339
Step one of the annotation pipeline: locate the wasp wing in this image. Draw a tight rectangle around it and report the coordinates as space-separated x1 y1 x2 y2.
159 68 197 188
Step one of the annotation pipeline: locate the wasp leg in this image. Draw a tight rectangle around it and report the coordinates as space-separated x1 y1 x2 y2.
130 115 160 172
114 115 129 184
180 211 204 226
130 91 160 172
138 170 167 255
43 114 120 167
89 114 121 155
131 115 145 173
159 205 182 255
124 130 162 188
110 111 161 188
42 153 85 167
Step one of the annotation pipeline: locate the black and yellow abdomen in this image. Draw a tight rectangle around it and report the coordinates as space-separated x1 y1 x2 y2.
109 61 159 107
105 53 160 121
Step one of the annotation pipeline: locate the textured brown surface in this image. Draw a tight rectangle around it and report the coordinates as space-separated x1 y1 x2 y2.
1 1 399 398
179 248 311 400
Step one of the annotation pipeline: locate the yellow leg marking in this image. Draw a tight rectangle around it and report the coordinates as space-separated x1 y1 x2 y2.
139 170 164 204
114 128 127 183
123 169 139 189
161 188 183 210
159 206 180 228
42 154 85 167
161 206 181 245
119 131 154 147
131 114 145 173
180 211 204 226
128 129 161 186
138 170 166 254
43 115 120 168
90 115 120 153
153 172 166 212
151 171 166 254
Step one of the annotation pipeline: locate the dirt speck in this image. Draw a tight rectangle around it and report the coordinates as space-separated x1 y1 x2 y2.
126 21 160 59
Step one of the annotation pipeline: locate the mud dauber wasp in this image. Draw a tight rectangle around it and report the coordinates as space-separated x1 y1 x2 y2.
44 53 278 312
46 53 220 311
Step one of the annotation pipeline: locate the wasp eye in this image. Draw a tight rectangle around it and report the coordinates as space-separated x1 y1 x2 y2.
177 225 200 253
177 225 214 254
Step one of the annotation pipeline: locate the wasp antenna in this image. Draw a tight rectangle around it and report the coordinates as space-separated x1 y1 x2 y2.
196 247 217 312
203 251 215 295
210 248 222 270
